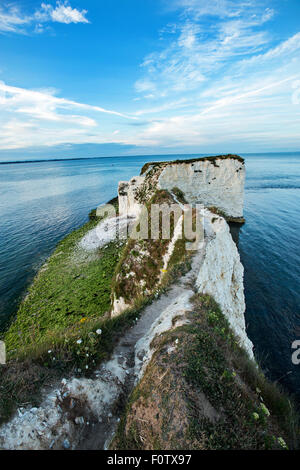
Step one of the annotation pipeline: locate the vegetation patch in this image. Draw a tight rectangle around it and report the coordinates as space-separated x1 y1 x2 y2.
112 190 181 304
89 197 118 220
0 360 60 425
4 217 123 358
135 165 164 204
112 294 299 450
0 290 158 426
140 155 244 175
208 206 228 219
208 206 245 224
171 187 187 204
0 199 129 422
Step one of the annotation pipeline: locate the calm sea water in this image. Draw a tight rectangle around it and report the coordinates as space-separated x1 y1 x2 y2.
0 153 299 400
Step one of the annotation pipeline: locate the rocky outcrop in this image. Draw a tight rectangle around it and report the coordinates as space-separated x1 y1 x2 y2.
119 155 245 220
118 176 145 217
156 157 245 219
115 155 252 356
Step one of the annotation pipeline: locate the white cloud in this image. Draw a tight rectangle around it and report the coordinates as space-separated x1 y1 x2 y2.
0 5 31 33
0 81 135 149
0 1 89 34
135 79 157 94
39 2 89 24
131 69 300 150
171 0 273 21
134 98 189 116
241 32 300 65
0 82 131 118
135 2 275 99
1 0 300 153
128 1 300 151
170 0 240 18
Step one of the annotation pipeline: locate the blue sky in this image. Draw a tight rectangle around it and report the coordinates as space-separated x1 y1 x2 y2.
0 0 300 160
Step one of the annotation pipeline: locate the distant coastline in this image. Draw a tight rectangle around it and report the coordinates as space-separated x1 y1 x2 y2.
1 151 300 165
0 157 103 165
0 154 202 165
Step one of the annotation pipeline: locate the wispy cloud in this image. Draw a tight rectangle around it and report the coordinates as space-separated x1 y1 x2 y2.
129 0 300 151
0 82 131 118
0 5 31 33
239 32 300 67
136 2 274 98
0 1 89 34
171 0 273 21
134 98 189 116
0 81 134 149
1 0 300 153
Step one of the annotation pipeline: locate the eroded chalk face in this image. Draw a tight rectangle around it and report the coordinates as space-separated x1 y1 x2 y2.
118 156 246 221
0 341 5 365
157 158 245 219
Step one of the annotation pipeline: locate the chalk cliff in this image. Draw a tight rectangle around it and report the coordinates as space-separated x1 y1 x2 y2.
114 155 252 356
5 154 288 451
196 211 253 356
118 155 245 220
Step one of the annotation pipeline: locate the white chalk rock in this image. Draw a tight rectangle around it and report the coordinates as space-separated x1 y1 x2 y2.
196 212 253 357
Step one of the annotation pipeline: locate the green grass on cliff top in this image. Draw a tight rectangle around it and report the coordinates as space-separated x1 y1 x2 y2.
4 215 122 358
140 154 244 174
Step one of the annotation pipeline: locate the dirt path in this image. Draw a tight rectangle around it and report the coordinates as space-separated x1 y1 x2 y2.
76 239 206 450
75 287 192 449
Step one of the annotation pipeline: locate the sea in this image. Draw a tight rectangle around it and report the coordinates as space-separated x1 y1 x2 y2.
0 153 299 401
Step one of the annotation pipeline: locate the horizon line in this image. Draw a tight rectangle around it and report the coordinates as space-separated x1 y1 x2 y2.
1 151 300 165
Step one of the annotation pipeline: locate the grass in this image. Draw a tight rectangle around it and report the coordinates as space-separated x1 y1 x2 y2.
0 208 104 422
208 206 246 224
208 206 228 218
112 190 179 304
0 360 60 425
112 190 198 312
171 187 187 204
112 294 299 450
140 154 244 175
4 215 123 358
0 205 129 424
